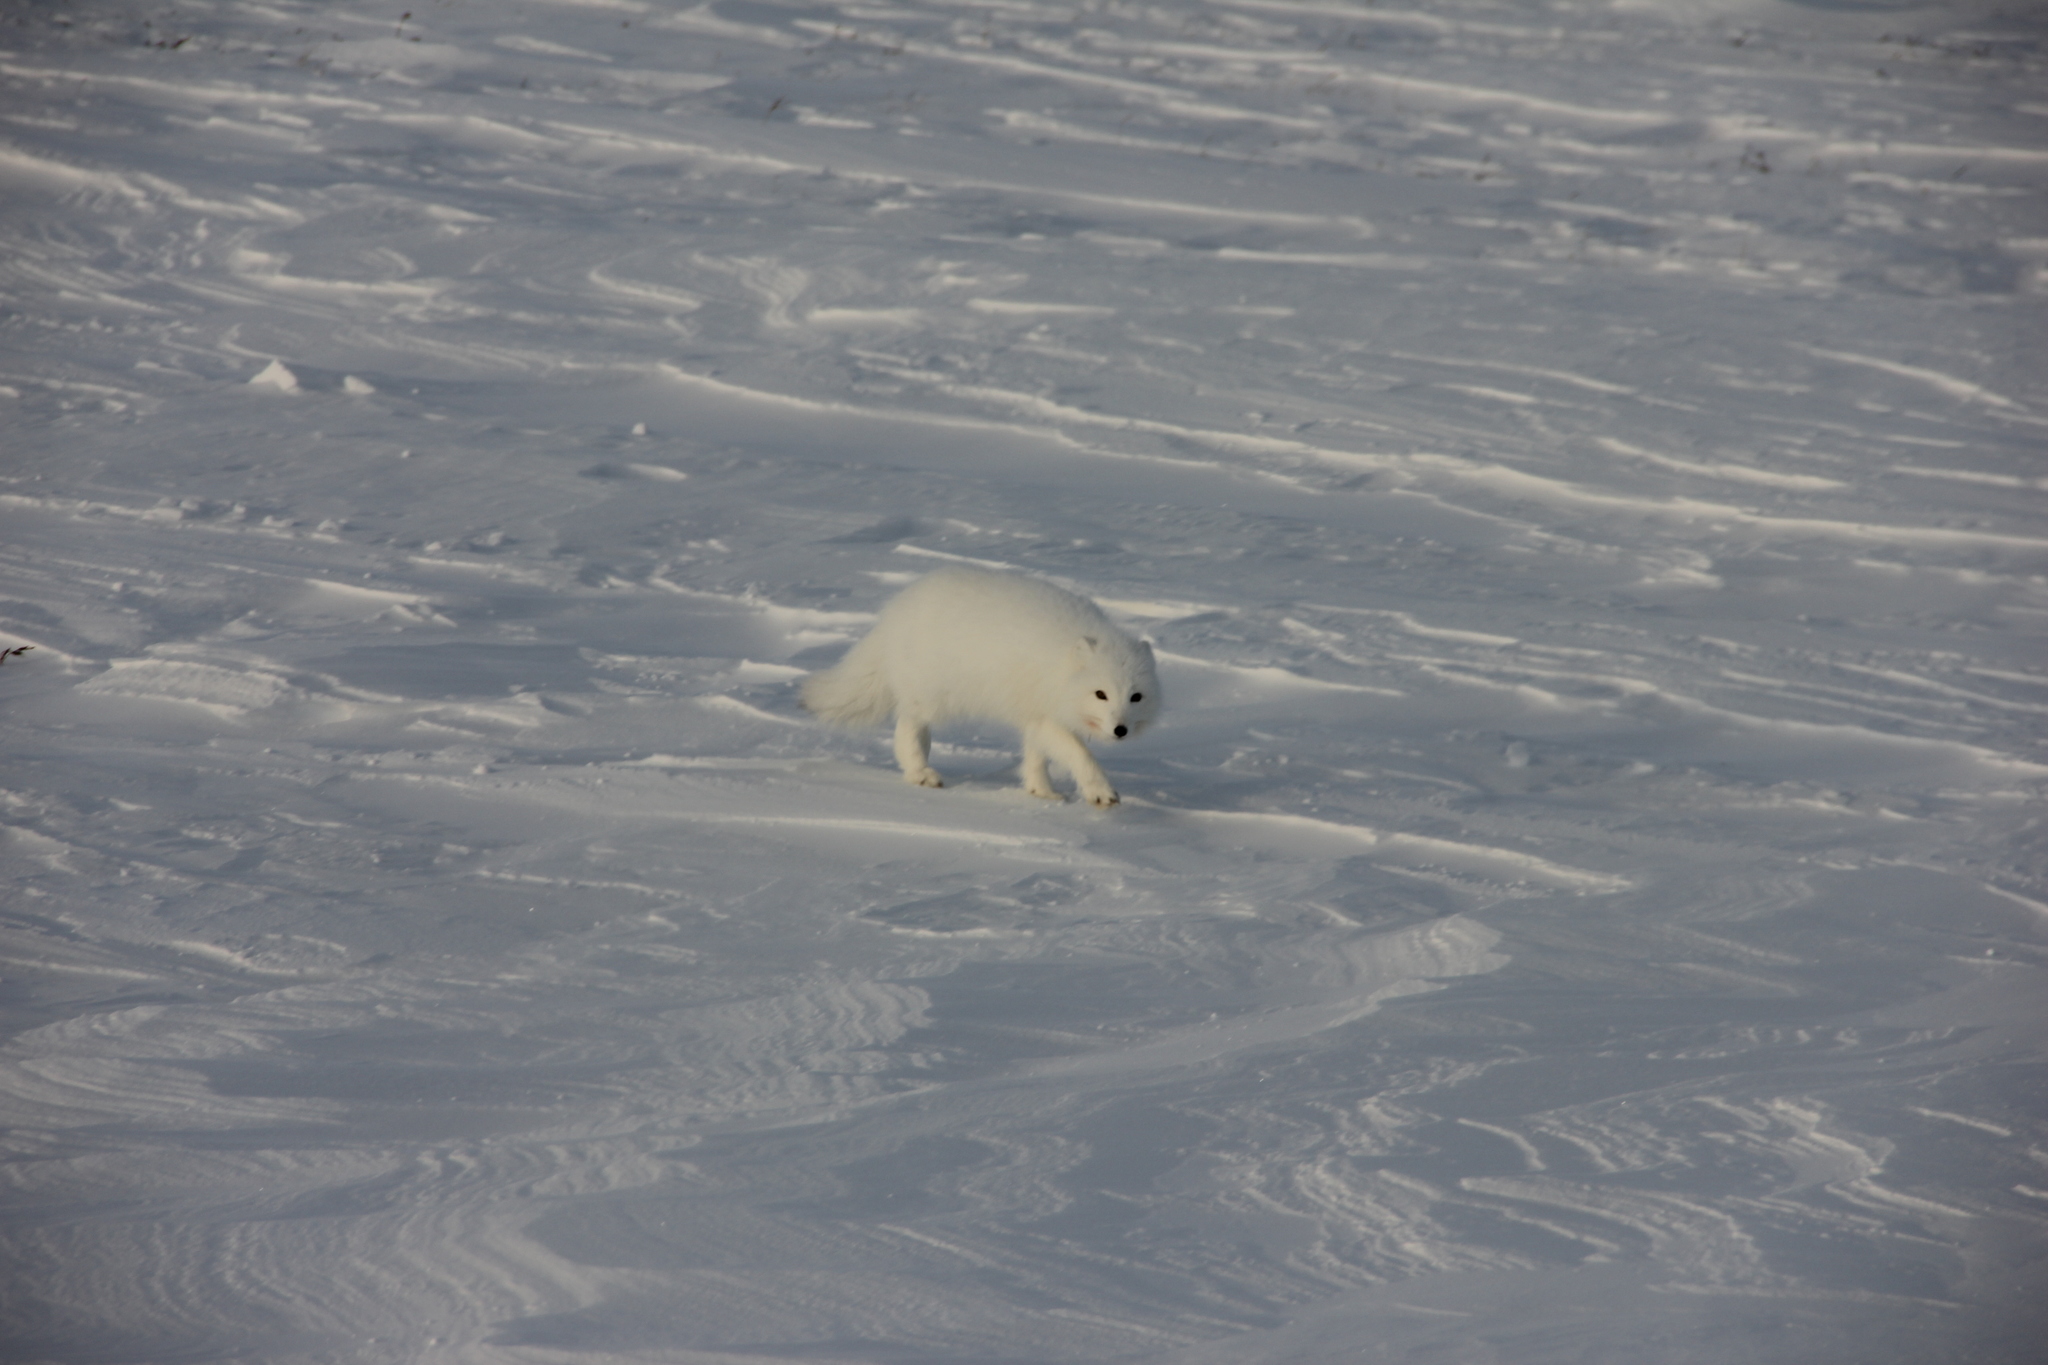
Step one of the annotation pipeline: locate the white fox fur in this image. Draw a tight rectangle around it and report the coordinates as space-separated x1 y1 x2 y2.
801 567 1161 807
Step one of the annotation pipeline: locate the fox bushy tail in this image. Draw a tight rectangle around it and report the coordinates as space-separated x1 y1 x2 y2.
800 639 895 726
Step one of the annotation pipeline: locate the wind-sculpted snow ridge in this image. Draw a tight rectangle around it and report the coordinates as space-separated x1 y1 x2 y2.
2 1 2044 1361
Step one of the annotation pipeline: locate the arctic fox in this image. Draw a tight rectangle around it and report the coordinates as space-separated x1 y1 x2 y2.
801 567 1161 808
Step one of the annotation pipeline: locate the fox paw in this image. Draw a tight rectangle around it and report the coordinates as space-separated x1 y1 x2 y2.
905 767 944 788
1085 788 1120 809
1024 782 1063 801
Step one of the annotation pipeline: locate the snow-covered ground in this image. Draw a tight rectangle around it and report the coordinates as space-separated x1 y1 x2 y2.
3 1 2044 1360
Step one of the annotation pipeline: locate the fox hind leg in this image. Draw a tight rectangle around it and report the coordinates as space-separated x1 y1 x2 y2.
894 713 943 788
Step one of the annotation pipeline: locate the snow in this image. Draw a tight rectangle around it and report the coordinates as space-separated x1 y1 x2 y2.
1 0 2043 1360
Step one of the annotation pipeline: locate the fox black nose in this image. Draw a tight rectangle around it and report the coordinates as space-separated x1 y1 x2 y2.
1113 724 1128 738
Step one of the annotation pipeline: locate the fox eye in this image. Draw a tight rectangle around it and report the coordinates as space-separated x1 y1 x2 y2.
1130 693 1143 703
1094 690 1108 700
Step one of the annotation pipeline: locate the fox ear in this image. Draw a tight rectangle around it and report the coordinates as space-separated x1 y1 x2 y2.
1139 639 1155 661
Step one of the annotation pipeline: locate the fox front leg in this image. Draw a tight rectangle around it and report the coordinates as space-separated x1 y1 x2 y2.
1027 720 1118 807
1019 723 1061 800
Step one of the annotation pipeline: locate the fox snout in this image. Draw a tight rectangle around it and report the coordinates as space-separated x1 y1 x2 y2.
1113 724 1128 738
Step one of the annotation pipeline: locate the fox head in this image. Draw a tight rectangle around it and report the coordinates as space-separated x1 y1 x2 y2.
1069 635 1161 742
